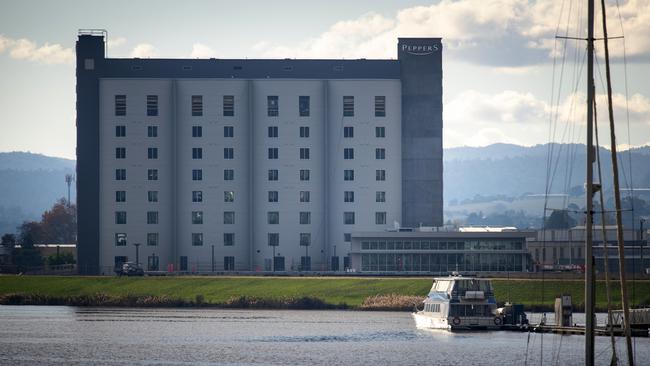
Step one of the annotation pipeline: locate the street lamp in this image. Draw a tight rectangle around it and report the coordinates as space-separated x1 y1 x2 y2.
133 243 141 266
211 245 215 273
641 218 646 276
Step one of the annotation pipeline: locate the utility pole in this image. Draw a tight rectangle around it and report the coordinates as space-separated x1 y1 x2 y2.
65 174 74 206
133 243 141 267
211 244 215 272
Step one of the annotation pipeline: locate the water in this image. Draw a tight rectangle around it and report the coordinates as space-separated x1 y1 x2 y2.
0 306 648 365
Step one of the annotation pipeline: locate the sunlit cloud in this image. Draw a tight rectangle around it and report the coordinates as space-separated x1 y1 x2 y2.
189 43 218 58
0 34 73 64
130 43 159 58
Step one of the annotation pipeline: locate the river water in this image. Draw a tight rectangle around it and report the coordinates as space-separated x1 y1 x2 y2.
0 306 648 365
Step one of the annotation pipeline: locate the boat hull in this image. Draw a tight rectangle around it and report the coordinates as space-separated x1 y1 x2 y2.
413 312 502 331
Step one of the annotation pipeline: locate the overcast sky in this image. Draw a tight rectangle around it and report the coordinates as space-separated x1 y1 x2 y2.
1 0 649 159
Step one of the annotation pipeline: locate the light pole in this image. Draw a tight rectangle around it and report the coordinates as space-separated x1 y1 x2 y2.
641 218 646 276
133 243 141 266
211 245 215 272
65 174 74 206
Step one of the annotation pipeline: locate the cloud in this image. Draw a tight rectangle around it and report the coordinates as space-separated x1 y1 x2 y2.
444 89 650 147
190 43 218 58
253 0 650 65
107 37 126 49
0 34 73 64
130 43 158 58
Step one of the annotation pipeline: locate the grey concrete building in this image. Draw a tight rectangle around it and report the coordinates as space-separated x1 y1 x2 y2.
75 31 443 274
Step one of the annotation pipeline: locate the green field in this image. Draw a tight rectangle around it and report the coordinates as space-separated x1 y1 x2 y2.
0 276 648 310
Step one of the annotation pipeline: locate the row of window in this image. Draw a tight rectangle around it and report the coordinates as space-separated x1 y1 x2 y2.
115 94 388 118
114 168 386 182
116 147 387 161
360 240 525 251
117 190 387 204
114 211 385 225
114 232 353 248
116 125 387 140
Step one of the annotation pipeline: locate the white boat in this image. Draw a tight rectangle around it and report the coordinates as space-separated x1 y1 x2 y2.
413 275 502 330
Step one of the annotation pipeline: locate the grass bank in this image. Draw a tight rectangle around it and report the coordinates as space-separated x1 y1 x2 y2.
0 276 649 311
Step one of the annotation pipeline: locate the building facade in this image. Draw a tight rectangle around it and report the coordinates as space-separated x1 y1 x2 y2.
76 31 443 274
350 230 529 273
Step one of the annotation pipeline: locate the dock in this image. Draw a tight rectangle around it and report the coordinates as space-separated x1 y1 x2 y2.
499 324 648 337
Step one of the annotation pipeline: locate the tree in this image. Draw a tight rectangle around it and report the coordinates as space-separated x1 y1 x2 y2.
13 221 44 269
545 210 576 229
40 198 77 243
1 233 15 248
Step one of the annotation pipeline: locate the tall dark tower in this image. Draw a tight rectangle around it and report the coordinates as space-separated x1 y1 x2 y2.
76 31 105 274
398 38 443 227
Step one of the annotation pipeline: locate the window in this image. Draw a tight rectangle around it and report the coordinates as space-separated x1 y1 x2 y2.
300 233 311 246
224 211 235 224
344 126 354 138
268 148 278 159
375 148 385 160
344 212 355 225
115 233 127 246
268 169 278 181
148 125 158 137
115 191 126 202
192 169 202 181
148 190 158 202
148 169 158 181
376 191 386 202
299 96 310 117
192 233 203 246
344 169 354 181
115 211 127 224
268 233 279 247
115 147 126 159
147 95 158 116
115 125 126 137
300 148 310 160
224 256 235 270
344 148 354 160
375 212 387 225
268 211 279 225
192 191 202 202
147 233 158 246
268 126 278 138
191 95 203 116
224 233 235 246
224 126 234 138
223 95 234 116
376 169 386 181
268 191 278 202
147 211 159 224
115 169 126 180
192 147 202 159
224 191 234 202
300 169 310 181
192 126 202 137
300 212 311 225
300 191 310 202
300 126 309 138
191 211 203 224
344 233 351 242
147 255 159 271
224 169 234 181
343 96 354 117
224 148 234 159
375 96 386 117
115 95 126 116
344 191 354 202
148 147 158 159
376 127 385 138
268 96 279 116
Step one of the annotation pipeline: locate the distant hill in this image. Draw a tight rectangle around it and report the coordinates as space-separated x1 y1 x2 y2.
444 143 650 202
0 152 75 234
2 145 650 233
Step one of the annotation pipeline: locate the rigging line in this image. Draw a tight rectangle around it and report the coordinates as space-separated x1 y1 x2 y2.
615 0 637 358
594 83 619 364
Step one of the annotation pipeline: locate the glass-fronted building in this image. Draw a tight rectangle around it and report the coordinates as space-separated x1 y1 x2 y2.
350 230 529 273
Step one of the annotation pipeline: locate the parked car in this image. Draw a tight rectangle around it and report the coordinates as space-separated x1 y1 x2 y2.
115 262 144 276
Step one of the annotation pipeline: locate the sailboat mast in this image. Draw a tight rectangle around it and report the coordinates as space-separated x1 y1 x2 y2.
585 0 596 364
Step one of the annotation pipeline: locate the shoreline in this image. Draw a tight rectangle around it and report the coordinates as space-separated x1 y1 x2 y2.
1 276 648 312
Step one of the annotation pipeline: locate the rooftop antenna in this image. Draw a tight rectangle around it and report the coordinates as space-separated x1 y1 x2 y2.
65 174 75 206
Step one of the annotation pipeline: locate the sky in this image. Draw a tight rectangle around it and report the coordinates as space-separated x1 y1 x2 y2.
1 0 650 159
